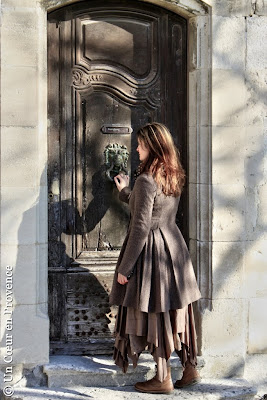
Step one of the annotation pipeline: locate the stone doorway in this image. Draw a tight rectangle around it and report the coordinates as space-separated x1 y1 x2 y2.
47 0 189 354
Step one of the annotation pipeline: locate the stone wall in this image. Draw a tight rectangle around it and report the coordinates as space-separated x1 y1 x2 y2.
200 0 267 379
0 0 266 386
0 0 49 377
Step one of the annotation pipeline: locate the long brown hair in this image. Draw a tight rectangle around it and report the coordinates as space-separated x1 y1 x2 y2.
136 122 186 196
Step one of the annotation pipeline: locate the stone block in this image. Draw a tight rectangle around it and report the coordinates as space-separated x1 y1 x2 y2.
245 71 267 126
248 298 267 353
198 69 212 128
2 0 37 6
41 0 210 14
188 183 212 242
198 183 212 241
188 126 198 181
1 127 38 187
212 183 246 241
212 69 247 127
188 15 211 71
244 354 267 385
1 185 48 247
0 243 48 311
0 245 38 306
189 240 212 301
41 354 204 389
212 241 245 299
188 71 197 126
189 69 211 128
189 126 211 184
211 0 253 16
201 299 246 356
244 239 267 298
212 127 245 185
1 8 38 67
0 187 39 245
39 164 48 187
1 66 38 127
246 16 267 70
196 16 211 70
0 304 49 365
244 187 260 240
43 354 155 388
188 183 198 240
36 244 48 316
257 184 267 229
212 16 245 70
200 355 246 378
0 248 17 308
255 0 267 15
36 186 48 245
0 364 24 389
244 183 266 241
38 0 76 11
244 125 266 187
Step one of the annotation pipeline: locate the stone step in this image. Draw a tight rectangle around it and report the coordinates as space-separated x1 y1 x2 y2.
1 355 259 400
43 353 202 388
37 354 257 399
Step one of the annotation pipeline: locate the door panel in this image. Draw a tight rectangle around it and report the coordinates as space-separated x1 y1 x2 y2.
78 92 132 252
48 0 187 354
80 19 151 76
75 12 158 80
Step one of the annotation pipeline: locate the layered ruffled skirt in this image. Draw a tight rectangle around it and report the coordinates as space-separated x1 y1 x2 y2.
113 303 198 382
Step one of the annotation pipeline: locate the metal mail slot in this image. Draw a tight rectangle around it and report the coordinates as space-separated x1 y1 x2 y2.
101 125 133 134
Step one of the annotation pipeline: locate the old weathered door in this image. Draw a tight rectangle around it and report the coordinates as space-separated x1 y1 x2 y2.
48 0 187 355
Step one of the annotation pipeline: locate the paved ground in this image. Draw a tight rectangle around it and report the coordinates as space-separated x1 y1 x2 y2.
1 378 265 400
1 354 266 400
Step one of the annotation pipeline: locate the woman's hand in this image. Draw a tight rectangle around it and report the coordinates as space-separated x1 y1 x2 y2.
114 173 129 192
117 273 128 285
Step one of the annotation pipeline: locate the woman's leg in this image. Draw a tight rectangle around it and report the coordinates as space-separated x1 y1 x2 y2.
174 304 201 388
134 359 174 394
174 355 201 388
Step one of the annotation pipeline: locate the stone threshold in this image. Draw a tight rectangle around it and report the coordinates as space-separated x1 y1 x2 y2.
43 353 203 388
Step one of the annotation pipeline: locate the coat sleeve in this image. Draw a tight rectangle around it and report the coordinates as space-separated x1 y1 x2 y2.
119 186 131 204
117 174 157 278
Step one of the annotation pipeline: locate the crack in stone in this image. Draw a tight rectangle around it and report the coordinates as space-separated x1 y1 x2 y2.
251 0 257 15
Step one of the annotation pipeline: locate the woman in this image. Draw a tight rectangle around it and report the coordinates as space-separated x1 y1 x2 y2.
109 122 201 394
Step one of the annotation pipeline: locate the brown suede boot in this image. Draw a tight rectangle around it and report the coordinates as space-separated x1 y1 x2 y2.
135 367 174 394
174 363 201 388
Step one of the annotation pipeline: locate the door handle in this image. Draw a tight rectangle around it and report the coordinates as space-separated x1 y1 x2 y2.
104 143 129 182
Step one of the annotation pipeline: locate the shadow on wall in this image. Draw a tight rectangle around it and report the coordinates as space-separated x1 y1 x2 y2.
212 16 267 298
196 16 267 376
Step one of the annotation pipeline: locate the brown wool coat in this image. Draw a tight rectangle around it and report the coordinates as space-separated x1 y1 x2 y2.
109 172 201 313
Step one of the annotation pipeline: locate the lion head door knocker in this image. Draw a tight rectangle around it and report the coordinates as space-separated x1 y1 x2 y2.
104 143 129 182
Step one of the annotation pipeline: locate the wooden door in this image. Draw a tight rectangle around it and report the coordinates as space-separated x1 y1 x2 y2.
48 0 187 355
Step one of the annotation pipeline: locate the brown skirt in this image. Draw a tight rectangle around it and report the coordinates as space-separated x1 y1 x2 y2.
113 303 198 382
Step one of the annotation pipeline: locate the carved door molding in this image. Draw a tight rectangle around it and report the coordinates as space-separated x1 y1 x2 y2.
48 0 187 354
